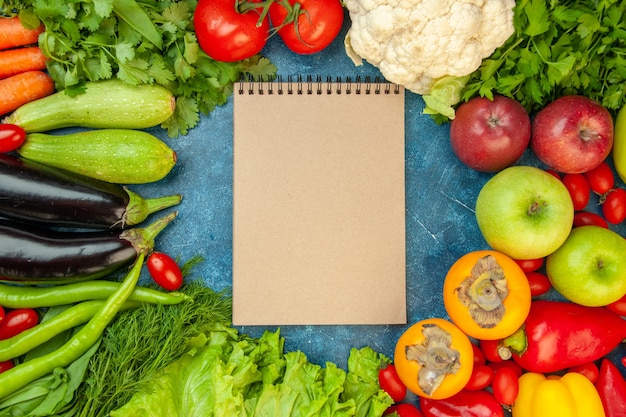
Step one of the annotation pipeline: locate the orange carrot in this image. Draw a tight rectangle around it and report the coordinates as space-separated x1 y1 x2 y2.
0 70 54 116
0 47 47 79
0 17 44 51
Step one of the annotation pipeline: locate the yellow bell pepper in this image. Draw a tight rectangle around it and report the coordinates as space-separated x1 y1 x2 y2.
512 372 605 417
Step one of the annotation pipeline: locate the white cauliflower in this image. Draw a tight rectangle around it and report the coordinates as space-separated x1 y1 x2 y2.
344 0 515 95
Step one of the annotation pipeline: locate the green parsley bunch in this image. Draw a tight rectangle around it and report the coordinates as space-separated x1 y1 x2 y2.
1 0 276 137
461 0 626 115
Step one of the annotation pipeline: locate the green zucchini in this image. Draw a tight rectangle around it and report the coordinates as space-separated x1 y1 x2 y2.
17 129 177 184
4 79 176 132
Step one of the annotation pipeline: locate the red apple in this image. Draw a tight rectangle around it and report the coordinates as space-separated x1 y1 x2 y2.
530 95 613 174
450 95 531 172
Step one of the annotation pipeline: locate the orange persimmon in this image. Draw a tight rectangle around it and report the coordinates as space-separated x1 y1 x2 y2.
443 250 531 341
394 318 474 400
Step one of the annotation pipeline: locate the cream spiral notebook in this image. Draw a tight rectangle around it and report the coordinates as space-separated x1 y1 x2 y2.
232 75 406 326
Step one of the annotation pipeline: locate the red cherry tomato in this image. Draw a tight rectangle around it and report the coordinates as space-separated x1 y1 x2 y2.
378 364 407 402
384 403 424 417
514 257 544 273
525 271 551 297
562 173 591 211
0 308 38 340
464 364 494 391
584 161 614 195
479 339 505 363
602 188 626 224
491 366 519 407
568 361 600 383
0 360 13 374
472 343 486 366
573 211 608 228
606 293 626 316
0 123 26 153
487 360 523 378
193 0 270 62
269 0 344 54
147 252 184 291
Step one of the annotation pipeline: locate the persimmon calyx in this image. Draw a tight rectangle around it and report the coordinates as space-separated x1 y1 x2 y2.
405 323 461 396
455 254 508 329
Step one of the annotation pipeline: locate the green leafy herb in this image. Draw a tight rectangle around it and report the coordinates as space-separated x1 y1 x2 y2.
1 0 277 137
461 0 626 115
65 279 232 417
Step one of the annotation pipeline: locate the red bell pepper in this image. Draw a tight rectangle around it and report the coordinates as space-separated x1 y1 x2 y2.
595 358 626 417
501 300 626 373
419 389 504 417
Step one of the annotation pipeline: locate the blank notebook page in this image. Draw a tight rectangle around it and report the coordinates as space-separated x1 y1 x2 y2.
232 78 406 326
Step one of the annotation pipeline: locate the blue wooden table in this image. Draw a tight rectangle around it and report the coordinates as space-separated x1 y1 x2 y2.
133 13 626 383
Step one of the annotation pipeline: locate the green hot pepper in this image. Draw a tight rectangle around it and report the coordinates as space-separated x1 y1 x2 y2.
0 252 145 399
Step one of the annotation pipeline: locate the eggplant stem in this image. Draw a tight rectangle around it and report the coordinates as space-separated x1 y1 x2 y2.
123 189 182 228
122 211 178 254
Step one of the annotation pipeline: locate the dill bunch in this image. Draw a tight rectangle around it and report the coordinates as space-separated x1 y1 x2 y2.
65 279 232 417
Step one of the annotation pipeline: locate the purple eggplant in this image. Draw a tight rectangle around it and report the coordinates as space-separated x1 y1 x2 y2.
0 211 176 284
0 153 181 229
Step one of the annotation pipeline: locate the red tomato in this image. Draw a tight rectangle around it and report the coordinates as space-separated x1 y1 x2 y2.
514 257 544 273
568 361 600 383
0 308 38 340
573 211 608 228
472 343 486 366
193 0 270 62
269 0 344 54
147 252 184 291
562 173 590 211
525 271 551 297
464 364 494 391
584 161 614 195
0 124 26 153
487 360 523 378
0 305 4 325
606 293 626 316
602 188 626 224
384 403 424 417
378 364 407 402
479 339 505 363
491 366 519 407
0 360 13 374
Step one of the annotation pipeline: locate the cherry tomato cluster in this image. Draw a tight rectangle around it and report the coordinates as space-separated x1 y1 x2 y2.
553 160 626 225
514 256 551 297
0 306 39 374
193 0 344 63
378 340 520 416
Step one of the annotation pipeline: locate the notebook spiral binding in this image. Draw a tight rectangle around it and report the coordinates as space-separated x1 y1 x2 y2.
237 75 401 95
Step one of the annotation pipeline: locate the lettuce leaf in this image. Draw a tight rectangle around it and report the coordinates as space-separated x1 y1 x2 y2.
343 347 393 417
110 326 392 417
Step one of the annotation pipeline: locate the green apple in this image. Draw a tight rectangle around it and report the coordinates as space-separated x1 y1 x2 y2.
546 225 626 306
475 166 574 260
